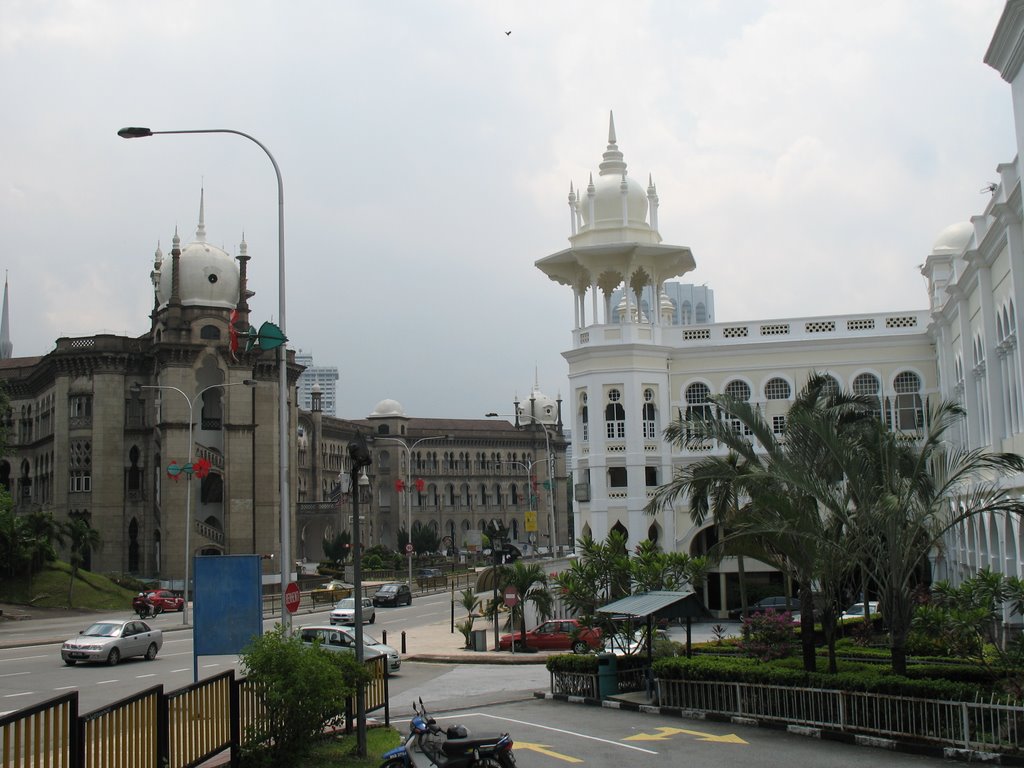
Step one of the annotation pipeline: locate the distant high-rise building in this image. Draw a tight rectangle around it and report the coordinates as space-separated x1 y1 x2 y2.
609 281 714 325
295 352 339 416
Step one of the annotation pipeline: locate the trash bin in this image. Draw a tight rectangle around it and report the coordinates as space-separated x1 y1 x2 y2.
596 652 617 698
472 628 489 652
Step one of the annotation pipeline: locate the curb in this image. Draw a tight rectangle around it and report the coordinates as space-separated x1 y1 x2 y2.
533 692 1024 766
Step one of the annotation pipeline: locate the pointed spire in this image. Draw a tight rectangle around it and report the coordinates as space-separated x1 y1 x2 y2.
599 110 626 176
195 188 207 243
172 226 181 251
0 272 13 360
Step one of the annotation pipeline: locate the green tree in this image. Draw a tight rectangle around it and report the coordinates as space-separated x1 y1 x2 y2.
0 491 30 580
411 524 440 555
455 587 481 648
321 530 351 565
64 516 102 606
648 373 874 672
240 624 370 766
498 561 553 650
552 531 630 623
814 400 1024 675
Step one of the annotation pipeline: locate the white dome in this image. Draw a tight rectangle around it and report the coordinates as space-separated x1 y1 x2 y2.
155 196 240 310
371 398 405 417
931 221 973 256
518 388 558 426
579 172 649 230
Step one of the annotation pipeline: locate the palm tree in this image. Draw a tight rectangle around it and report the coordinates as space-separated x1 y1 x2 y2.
498 561 553 651
649 373 873 672
821 400 1024 674
64 517 102 606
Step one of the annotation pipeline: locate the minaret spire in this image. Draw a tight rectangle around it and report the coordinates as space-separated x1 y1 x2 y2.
195 188 207 243
0 272 13 360
599 110 626 176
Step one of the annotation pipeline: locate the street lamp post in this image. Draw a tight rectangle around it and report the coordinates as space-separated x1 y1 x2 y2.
374 435 451 587
486 412 557 556
119 126 294 632
133 380 256 625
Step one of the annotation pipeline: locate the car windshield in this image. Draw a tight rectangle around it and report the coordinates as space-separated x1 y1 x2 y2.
83 623 121 637
336 599 355 609
380 586 397 593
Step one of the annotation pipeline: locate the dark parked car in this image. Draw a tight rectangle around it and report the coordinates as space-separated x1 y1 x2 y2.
415 568 447 588
728 596 795 620
373 583 412 607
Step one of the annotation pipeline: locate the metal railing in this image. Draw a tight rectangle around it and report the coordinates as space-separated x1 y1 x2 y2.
655 678 1022 754
1 657 388 768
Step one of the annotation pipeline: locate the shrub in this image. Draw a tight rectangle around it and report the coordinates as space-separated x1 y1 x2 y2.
240 625 371 767
739 610 796 661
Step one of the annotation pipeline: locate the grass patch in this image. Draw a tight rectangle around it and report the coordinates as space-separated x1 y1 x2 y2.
0 561 139 610
242 725 402 767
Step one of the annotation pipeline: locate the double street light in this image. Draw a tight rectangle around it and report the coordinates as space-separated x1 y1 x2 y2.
374 435 451 587
119 126 294 632
486 412 557 556
131 380 256 625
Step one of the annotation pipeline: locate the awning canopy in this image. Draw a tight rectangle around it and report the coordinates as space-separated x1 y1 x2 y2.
596 590 705 622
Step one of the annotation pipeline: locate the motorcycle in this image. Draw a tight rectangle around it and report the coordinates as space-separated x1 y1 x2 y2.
132 592 163 620
380 699 515 768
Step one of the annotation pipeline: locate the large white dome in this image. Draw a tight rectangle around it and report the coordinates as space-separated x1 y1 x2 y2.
155 196 240 310
371 399 406 417
930 221 973 256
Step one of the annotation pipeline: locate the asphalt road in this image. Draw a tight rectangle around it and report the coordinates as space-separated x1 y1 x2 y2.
0 591 547 717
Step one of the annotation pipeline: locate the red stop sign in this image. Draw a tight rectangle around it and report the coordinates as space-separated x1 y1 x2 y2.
284 582 301 614
504 586 519 607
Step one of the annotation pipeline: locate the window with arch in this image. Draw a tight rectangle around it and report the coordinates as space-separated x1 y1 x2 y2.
684 382 713 442
69 439 91 493
579 392 589 442
695 303 707 323
641 388 657 439
893 371 924 431
605 388 626 439
852 373 881 420
764 378 791 400
200 325 220 340
680 301 693 324
723 380 751 436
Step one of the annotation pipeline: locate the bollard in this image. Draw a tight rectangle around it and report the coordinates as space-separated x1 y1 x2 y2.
401 630 407 654
381 629 387 645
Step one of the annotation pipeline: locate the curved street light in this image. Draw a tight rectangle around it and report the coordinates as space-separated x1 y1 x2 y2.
132 379 256 625
374 434 451 587
119 126 294 633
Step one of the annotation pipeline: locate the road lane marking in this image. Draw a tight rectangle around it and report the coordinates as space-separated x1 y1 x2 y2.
516 742 584 762
171 668 189 673
0 671 30 678
623 726 747 744
0 654 47 663
165 652 192 657
136 674 157 679
54 686 77 691
96 680 118 685
3 691 35 698
202 664 219 668
471 713 657 754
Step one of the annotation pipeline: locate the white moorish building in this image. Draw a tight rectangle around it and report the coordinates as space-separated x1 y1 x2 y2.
538 1 1024 619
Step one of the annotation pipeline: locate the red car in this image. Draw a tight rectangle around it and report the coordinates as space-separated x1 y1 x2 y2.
145 590 184 611
499 618 602 654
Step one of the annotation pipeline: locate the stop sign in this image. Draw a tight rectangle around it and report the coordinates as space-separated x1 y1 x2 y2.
504 586 519 607
284 582 301 614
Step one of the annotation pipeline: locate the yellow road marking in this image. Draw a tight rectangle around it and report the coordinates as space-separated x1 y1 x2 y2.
623 726 747 744
516 741 585 762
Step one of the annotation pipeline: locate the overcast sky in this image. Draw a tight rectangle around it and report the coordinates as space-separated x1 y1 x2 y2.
1 1 1015 420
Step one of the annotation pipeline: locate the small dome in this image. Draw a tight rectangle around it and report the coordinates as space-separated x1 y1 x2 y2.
371 399 405 417
311 383 321 393
579 172 649 231
931 222 973 256
519 388 558 426
155 193 240 310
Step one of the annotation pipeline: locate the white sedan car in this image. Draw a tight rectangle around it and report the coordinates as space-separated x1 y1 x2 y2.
841 601 881 620
330 596 376 625
336 626 401 673
61 619 163 666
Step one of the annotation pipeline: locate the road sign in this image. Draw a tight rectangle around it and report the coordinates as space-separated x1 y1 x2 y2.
504 586 519 607
405 543 414 554
525 510 537 531
284 582 301 614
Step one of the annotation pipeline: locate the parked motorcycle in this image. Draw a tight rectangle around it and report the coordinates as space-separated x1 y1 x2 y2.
132 592 163 620
380 699 515 768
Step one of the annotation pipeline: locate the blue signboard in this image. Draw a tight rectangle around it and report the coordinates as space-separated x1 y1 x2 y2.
193 554 263 658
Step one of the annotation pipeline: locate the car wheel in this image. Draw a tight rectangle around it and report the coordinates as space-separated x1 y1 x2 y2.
512 640 525 652
572 641 589 654
106 648 120 666
145 643 158 661
63 658 76 666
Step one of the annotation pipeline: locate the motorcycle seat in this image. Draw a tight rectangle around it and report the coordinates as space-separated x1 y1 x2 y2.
446 725 468 740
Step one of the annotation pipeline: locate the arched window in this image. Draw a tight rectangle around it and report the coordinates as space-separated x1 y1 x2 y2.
764 378 791 400
680 301 693 324
605 388 625 439
852 373 881 420
641 388 657 439
200 325 220 340
695 302 707 323
894 371 924 431
580 392 589 442
685 383 713 445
